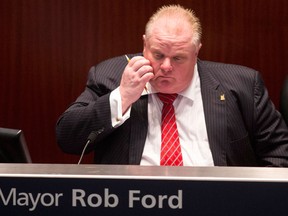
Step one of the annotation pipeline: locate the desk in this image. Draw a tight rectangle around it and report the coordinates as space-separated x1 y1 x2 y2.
0 164 288 215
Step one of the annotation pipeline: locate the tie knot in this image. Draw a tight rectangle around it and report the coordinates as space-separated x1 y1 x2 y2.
157 93 178 104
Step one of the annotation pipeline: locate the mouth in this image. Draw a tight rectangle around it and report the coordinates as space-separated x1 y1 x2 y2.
154 76 174 86
156 76 173 81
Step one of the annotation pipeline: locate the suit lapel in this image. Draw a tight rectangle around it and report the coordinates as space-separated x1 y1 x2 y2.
198 60 227 166
129 95 148 164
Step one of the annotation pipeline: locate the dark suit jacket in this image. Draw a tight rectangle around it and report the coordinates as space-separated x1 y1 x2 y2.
56 53 288 166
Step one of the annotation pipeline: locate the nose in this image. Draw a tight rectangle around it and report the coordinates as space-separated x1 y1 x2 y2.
160 58 172 73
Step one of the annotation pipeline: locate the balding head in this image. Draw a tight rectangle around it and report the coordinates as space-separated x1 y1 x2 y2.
145 5 202 46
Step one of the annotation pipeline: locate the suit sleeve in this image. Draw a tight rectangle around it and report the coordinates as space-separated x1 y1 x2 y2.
55 66 115 154
253 72 288 166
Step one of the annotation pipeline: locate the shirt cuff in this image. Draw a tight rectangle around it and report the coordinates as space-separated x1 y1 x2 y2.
110 87 131 127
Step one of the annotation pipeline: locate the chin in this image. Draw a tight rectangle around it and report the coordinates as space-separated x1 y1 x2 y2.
151 79 178 93
156 87 176 94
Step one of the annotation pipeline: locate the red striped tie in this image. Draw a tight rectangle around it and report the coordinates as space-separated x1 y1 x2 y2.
157 93 183 166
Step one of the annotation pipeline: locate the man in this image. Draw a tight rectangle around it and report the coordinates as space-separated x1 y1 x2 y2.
56 5 288 166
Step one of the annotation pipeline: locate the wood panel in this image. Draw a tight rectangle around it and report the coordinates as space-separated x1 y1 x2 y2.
0 0 287 163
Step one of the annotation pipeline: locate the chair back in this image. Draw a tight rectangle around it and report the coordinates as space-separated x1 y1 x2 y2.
280 76 288 126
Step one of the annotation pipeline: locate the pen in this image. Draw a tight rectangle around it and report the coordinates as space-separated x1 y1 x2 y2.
125 54 130 62
125 55 148 93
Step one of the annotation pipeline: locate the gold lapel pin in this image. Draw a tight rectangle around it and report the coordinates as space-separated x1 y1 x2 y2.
220 94 225 101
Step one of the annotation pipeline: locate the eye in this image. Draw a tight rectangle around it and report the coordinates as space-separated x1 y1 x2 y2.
153 53 164 60
173 56 186 63
173 56 182 61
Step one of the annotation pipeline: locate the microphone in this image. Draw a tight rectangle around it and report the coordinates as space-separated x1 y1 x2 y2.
77 127 104 164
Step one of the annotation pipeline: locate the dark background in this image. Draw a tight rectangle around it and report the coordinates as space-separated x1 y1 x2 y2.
1 0 287 163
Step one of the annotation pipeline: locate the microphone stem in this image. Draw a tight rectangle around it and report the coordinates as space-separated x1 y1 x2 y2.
77 128 104 164
77 139 91 165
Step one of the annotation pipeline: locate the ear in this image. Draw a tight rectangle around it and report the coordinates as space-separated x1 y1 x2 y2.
195 43 202 56
142 35 147 54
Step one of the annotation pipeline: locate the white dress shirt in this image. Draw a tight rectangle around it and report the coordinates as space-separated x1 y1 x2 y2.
110 64 214 166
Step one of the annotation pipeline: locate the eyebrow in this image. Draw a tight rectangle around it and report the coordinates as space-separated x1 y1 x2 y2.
150 47 188 57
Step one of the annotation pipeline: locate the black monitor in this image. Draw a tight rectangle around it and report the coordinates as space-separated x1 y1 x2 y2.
0 127 32 163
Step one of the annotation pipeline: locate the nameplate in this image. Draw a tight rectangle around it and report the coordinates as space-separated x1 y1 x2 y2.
0 164 288 215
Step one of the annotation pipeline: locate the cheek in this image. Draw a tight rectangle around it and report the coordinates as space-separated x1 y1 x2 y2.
177 66 194 82
183 71 194 82
182 67 194 83
150 61 160 74
143 52 158 72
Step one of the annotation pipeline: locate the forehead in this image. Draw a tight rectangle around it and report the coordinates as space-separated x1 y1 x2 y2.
147 18 194 49
147 31 194 54
148 36 193 53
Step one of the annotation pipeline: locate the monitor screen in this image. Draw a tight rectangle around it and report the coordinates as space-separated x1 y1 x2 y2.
0 127 32 163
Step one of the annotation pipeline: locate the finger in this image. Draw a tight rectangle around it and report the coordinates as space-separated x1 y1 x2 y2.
129 57 151 71
140 71 154 84
136 65 154 78
128 56 146 64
